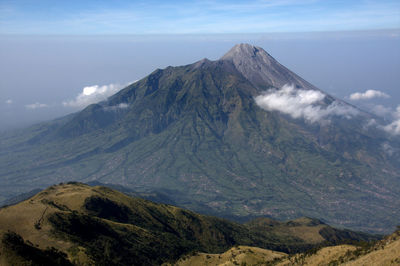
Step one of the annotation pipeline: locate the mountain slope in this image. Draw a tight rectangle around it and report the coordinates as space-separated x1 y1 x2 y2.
0 183 376 265
0 44 399 233
277 228 400 265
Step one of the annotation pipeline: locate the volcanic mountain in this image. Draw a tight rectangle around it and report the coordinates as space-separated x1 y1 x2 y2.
0 44 399 233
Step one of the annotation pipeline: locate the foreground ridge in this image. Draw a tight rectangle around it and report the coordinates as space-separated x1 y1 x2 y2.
0 183 379 265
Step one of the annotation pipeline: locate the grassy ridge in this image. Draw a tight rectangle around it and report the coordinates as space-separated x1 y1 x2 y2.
172 229 400 265
0 183 379 265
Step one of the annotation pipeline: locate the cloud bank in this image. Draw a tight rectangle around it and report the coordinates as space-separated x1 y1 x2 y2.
358 103 400 135
382 106 400 135
63 83 123 108
25 102 48 109
349 89 390 100
370 104 393 118
255 84 358 123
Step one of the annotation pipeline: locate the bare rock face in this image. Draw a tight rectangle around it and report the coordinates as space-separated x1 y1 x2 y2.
220 43 319 91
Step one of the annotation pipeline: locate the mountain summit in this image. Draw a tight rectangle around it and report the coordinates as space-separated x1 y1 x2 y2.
220 43 319 90
0 44 399 233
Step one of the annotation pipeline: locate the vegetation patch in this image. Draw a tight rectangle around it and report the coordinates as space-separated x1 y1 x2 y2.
84 196 132 223
1 231 72 266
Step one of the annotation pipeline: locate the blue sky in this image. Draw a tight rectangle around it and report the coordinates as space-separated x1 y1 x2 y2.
0 0 399 34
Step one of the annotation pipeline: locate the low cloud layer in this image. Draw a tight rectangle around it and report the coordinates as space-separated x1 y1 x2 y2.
63 83 123 108
370 104 393 118
25 102 48 109
382 106 400 135
349 89 390 100
255 84 358 123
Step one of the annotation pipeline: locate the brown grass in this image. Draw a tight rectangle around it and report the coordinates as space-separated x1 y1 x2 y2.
346 232 400 266
277 245 356 265
0 183 134 264
168 245 287 266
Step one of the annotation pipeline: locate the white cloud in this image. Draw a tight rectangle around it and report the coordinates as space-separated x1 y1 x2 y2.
362 105 400 136
116 103 128 109
382 106 400 135
370 104 393 118
255 84 358 123
5 99 13 104
63 83 123 108
382 142 395 156
383 120 400 135
349 89 390 100
364 118 377 128
104 103 129 111
25 102 48 109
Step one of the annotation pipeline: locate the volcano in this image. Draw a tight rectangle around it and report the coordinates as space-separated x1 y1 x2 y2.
1 44 399 233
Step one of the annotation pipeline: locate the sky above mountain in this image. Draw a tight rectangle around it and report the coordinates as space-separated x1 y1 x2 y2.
0 0 399 34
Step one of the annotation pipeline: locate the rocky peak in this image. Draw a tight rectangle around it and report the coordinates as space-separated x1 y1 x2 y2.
221 43 272 62
220 43 318 91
